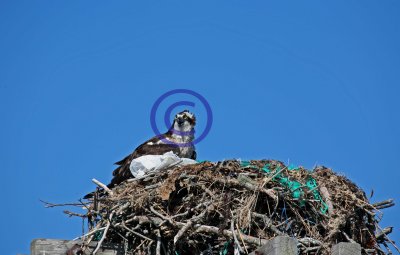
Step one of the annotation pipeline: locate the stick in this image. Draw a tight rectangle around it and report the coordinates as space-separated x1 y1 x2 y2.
252 212 283 235
92 178 114 196
298 237 322 246
73 226 106 240
236 222 248 254
132 214 268 246
145 183 162 190
40 200 90 208
155 229 161 255
342 231 356 244
93 212 114 254
230 217 244 254
174 207 210 244
150 206 174 225
174 220 193 244
192 223 268 246
63 210 87 218
376 226 393 241
214 178 277 200
303 246 321 253
121 223 154 241
373 199 395 210
171 201 212 220
376 224 400 253
319 186 334 214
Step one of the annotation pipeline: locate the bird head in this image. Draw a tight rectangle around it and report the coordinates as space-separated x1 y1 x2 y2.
172 110 196 134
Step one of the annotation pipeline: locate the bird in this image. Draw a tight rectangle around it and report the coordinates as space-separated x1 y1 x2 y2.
84 110 196 198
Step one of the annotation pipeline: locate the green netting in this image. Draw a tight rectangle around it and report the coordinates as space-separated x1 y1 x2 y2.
93 229 104 241
261 163 271 173
240 160 259 169
240 161 328 215
219 241 230 255
306 177 329 214
269 165 305 205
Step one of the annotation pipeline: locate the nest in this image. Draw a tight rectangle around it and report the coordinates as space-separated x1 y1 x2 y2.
48 160 397 255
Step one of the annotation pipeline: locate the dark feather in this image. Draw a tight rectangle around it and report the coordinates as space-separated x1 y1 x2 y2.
191 150 197 160
108 135 181 188
83 135 180 198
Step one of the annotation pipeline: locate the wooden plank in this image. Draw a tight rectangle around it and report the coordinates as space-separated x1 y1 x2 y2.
31 239 124 255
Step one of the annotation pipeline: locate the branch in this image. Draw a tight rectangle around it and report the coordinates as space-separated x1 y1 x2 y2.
192 223 267 246
372 199 395 210
92 178 114 196
93 212 114 254
252 212 283 235
230 217 244 254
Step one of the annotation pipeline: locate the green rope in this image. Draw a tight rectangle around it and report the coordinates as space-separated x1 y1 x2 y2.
93 229 104 241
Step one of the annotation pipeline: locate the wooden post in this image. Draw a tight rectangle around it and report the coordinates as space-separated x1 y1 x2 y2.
30 239 124 255
332 242 361 255
249 236 298 255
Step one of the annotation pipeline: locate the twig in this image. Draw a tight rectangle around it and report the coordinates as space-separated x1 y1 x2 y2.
191 222 268 246
373 199 395 210
319 186 334 214
382 241 393 255
298 237 322 246
303 246 321 253
155 229 161 255
174 220 193 245
40 200 90 208
376 226 393 242
145 183 162 190
174 206 210 244
230 216 244 254
121 223 153 241
376 224 400 253
93 212 114 254
252 212 283 235
236 222 248 254
132 239 147 254
342 231 356 244
214 178 277 200
92 178 114 196
63 210 87 218
73 226 106 240
150 206 174 224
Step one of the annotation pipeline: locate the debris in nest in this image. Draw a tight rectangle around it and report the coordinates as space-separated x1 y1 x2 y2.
44 159 397 255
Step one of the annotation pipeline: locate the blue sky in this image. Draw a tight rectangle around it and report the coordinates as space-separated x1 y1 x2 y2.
0 1 399 254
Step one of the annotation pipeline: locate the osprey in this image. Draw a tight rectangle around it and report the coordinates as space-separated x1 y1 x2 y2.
85 110 196 198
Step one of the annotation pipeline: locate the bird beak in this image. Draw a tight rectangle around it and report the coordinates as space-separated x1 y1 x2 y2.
177 118 185 126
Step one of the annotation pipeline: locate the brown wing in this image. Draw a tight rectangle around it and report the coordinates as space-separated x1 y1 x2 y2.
108 136 180 188
191 150 197 160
